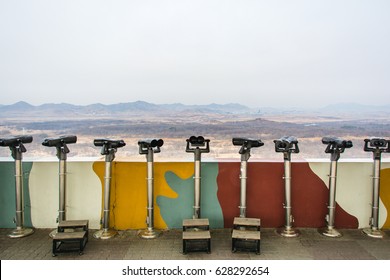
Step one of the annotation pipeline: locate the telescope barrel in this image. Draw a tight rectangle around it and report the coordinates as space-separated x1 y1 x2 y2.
0 135 33 147
232 137 264 148
322 136 353 149
42 135 77 147
94 139 126 149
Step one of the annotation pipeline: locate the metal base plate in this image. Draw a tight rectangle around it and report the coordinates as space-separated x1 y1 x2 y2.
138 229 161 239
93 229 117 240
8 227 34 238
276 227 300 237
318 227 342 238
362 228 384 239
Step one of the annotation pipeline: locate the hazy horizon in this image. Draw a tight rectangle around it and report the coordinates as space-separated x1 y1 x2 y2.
1 0 390 108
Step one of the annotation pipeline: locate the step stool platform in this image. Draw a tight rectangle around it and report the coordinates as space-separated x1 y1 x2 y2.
58 219 89 231
232 229 261 254
183 218 209 229
52 231 88 257
182 230 211 254
233 217 260 228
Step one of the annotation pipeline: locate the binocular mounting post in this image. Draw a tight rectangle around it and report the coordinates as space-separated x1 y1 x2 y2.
138 139 164 239
362 138 390 238
185 136 210 219
93 139 126 240
232 137 264 218
42 135 77 238
319 137 353 238
0 136 34 238
274 136 300 237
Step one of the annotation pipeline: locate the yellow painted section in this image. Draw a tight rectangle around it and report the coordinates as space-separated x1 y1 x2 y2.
381 168 390 228
93 161 193 230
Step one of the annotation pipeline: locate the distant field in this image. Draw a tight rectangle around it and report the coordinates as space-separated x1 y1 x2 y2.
1 111 389 160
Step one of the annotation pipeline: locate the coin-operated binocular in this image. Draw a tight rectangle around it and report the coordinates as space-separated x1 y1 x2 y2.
138 138 164 239
0 135 34 238
42 135 78 237
93 138 126 239
362 137 390 238
232 137 264 217
319 136 352 238
273 136 300 237
186 136 210 219
138 138 164 154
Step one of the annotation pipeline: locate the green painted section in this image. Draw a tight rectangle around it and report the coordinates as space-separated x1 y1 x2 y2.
157 162 224 228
0 161 33 228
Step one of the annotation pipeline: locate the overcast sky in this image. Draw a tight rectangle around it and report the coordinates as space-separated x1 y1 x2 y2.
0 0 389 108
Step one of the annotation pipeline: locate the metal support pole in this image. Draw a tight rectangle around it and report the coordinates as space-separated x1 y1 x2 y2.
193 148 201 219
94 151 117 239
0 136 35 238
138 138 163 239
319 136 352 237
93 138 125 240
362 137 389 238
8 158 34 238
319 159 342 237
274 136 300 237
239 157 248 218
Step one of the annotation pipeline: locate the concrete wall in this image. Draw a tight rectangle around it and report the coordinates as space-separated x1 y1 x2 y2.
1 158 389 230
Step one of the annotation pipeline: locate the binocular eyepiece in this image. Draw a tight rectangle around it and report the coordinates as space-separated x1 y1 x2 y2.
322 137 353 149
0 135 33 147
42 135 77 147
138 138 164 148
274 136 299 153
187 136 209 147
94 139 126 148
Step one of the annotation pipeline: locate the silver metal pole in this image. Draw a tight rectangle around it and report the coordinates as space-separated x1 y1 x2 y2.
362 157 384 238
139 148 161 238
277 154 300 237
319 159 342 237
239 159 247 218
193 149 201 219
93 152 117 239
58 159 66 223
8 158 34 238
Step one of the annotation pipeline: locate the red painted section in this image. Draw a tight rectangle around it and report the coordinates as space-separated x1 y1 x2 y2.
217 162 358 228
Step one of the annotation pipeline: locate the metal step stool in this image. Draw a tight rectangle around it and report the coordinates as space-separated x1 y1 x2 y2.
58 220 89 241
52 231 88 256
232 217 261 254
182 218 211 254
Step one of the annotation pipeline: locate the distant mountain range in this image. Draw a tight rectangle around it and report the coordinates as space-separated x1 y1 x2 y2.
0 101 389 118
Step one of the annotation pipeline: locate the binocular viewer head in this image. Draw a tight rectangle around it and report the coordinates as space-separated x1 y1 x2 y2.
186 135 210 154
187 136 209 147
322 136 353 149
364 137 390 154
274 136 299 153
42 135 77 147
138 138 164 155
138 138 164 148
0 135 33 147
232 137 264 148
94 139 126 149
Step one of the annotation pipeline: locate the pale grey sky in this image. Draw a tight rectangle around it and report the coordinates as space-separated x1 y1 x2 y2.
0 0 389 108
